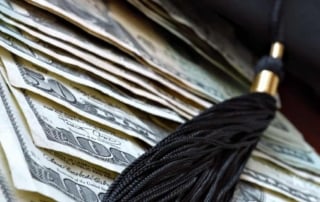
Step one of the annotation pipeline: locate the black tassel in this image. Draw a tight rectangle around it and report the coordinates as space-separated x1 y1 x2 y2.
103 93 276 201
103 0 284 200
102 46 284 201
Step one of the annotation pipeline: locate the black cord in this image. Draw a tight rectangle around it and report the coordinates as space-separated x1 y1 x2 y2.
271 0 284 42
255 0 285 80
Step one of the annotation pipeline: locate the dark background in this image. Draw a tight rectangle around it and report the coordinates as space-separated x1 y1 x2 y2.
280 75 320 153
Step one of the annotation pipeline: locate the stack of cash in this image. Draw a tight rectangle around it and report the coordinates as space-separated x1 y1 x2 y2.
0 0 318 201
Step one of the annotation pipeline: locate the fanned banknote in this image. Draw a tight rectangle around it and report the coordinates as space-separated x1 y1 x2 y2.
0 0 211 108
0 49 168 145
253 150 320 185
129 0 255 82
24 0 247 103
10 86 145 173
0 145 54 202
232 181 294 202
0 72 116 202
25 0 141 56
0 20 188 121
0 18 197 117
0 0 317 201
242 157 320 202
257 136 320 175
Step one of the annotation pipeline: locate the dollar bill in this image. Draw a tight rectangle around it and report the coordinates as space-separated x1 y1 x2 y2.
23 0 246 103
0 71 116 202
0 20 199 117
135 0 255 81
0 146 16 202
253 150 320 185
128 0 248 84
25 0 141 56
110 0 247 102
0 49 167 145
262 112 308 153
0 19 200 119
1 9 306 146
10 85 145 173
0 0 211 109
147 0 192 27
0 144 57 202
268 112 304 141
232 181 295 202
0 20 189 122
242 157 320 202
257 136 320 175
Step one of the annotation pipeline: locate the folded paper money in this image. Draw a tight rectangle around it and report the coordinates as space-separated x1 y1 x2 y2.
0 0 319 201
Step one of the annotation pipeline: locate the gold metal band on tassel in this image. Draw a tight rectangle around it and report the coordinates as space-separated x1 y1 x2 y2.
250 70 279 96
270 42 284 59
250 42 284 96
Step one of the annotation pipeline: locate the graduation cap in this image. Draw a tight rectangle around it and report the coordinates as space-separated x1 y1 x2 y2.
196 0 320 97
102 0 308 201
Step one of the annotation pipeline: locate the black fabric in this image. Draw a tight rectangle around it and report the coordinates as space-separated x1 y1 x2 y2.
254 56 284 81
103 93 276 202
186 0 320 96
